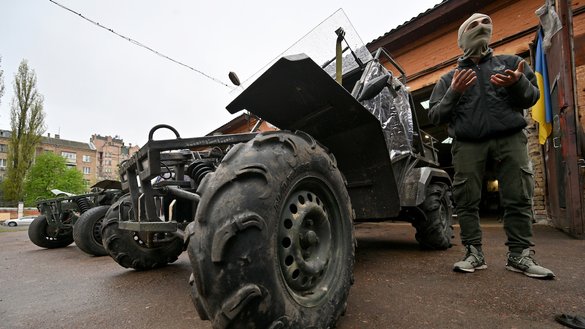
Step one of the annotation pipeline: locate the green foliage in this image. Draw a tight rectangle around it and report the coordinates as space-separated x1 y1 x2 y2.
2 59 46 202
0 56 4 106
23 152 87 206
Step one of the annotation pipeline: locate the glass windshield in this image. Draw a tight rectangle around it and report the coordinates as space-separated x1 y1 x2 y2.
227 9 416 162
232 9 371 96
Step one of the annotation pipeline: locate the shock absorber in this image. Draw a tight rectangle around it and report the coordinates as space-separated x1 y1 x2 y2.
187 160 216 185
75 197 92 214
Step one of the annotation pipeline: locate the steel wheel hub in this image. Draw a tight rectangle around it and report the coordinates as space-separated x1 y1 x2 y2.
278 190 332 297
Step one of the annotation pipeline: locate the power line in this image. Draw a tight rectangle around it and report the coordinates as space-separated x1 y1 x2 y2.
48 0 231 88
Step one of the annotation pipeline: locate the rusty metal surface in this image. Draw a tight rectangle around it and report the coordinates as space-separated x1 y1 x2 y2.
543 0 584 239
1 220 583 328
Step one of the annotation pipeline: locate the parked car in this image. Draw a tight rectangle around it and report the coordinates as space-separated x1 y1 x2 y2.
4 216 37 227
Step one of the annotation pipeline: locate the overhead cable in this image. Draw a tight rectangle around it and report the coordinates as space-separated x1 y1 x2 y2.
48 0 231 88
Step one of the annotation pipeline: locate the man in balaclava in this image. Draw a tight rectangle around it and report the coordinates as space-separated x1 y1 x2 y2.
458 13 492 60
428 13 555 279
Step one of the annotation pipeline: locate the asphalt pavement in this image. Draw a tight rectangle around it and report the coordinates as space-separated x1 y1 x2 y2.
0 219 583 329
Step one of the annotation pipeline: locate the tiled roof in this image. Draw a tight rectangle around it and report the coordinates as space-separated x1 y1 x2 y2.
41 136 93 150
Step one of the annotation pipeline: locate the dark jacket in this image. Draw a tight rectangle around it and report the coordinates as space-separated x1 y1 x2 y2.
428 50 539 141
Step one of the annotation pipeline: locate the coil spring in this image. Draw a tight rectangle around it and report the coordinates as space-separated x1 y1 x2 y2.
76 197 92 214
188 160 216 185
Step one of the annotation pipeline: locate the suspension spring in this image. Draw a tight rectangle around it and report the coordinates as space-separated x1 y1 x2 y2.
188 160 216 185
76 197 92 214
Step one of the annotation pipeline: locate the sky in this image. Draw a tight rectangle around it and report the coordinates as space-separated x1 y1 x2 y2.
0 0 443 147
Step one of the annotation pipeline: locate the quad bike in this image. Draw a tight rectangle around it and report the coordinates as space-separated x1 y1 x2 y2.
102 10 452 328
28 180 122 256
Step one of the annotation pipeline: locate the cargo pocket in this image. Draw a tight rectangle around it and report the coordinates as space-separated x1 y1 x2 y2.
520 167 534 201
452 178 469 207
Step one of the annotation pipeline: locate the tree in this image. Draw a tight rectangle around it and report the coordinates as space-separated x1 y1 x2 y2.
0 57 4 204
23 152 87 206
2 60 46 203
0 56 4 106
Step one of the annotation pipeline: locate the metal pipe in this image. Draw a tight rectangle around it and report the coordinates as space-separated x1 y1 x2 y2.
164 186 201 204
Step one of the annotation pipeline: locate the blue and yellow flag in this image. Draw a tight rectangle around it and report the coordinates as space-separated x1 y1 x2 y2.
532 30 553 145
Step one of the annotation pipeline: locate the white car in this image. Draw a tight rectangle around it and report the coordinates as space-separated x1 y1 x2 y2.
4 216 37 227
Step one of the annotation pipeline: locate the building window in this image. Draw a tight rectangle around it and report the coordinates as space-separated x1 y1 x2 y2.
0 144 7 153
0 158 6 168
82 155 91 163
61 151 77 161
83 167 91 174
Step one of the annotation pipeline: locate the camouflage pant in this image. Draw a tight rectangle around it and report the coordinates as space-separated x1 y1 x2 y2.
452 131 534 252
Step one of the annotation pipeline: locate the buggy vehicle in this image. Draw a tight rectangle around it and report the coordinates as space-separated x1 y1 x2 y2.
102 10 452 328
28 180 122 256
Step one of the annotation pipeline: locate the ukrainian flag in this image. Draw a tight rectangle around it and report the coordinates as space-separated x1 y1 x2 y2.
532 30 553 145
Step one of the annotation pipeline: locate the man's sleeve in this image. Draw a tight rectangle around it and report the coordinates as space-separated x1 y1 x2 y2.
428 75 460 125
506 56 540 108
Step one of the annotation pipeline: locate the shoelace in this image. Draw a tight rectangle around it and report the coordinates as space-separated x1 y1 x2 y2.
510 250 539 266
463 246 482 262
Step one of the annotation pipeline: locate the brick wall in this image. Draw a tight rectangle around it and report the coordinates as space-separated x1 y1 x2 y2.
525 115 549 222
0 208 40 220
389 0 544 90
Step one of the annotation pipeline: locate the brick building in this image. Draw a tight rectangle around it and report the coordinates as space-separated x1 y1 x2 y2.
214 1 583 236
0 130 138 188
90 134 139 182
39 133 97 186
0 130 10 181
206 112 276 135
368 0 583 236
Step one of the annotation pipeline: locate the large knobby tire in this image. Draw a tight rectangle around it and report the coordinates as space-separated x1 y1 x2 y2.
187 131 355 329
73 205 109 256
413 181 453 250
28 215 74 249
101 195 184 270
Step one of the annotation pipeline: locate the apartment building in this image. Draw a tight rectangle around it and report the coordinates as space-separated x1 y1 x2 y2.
90 134 139 182
0 130 139 187
40 133 97 186
0 130 10 181
0 130 97 185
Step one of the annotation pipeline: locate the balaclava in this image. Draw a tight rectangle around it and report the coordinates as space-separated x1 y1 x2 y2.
458 13 492 59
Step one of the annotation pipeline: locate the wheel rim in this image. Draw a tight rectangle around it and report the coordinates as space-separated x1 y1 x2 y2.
277 178 340 306
92 217 104 243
